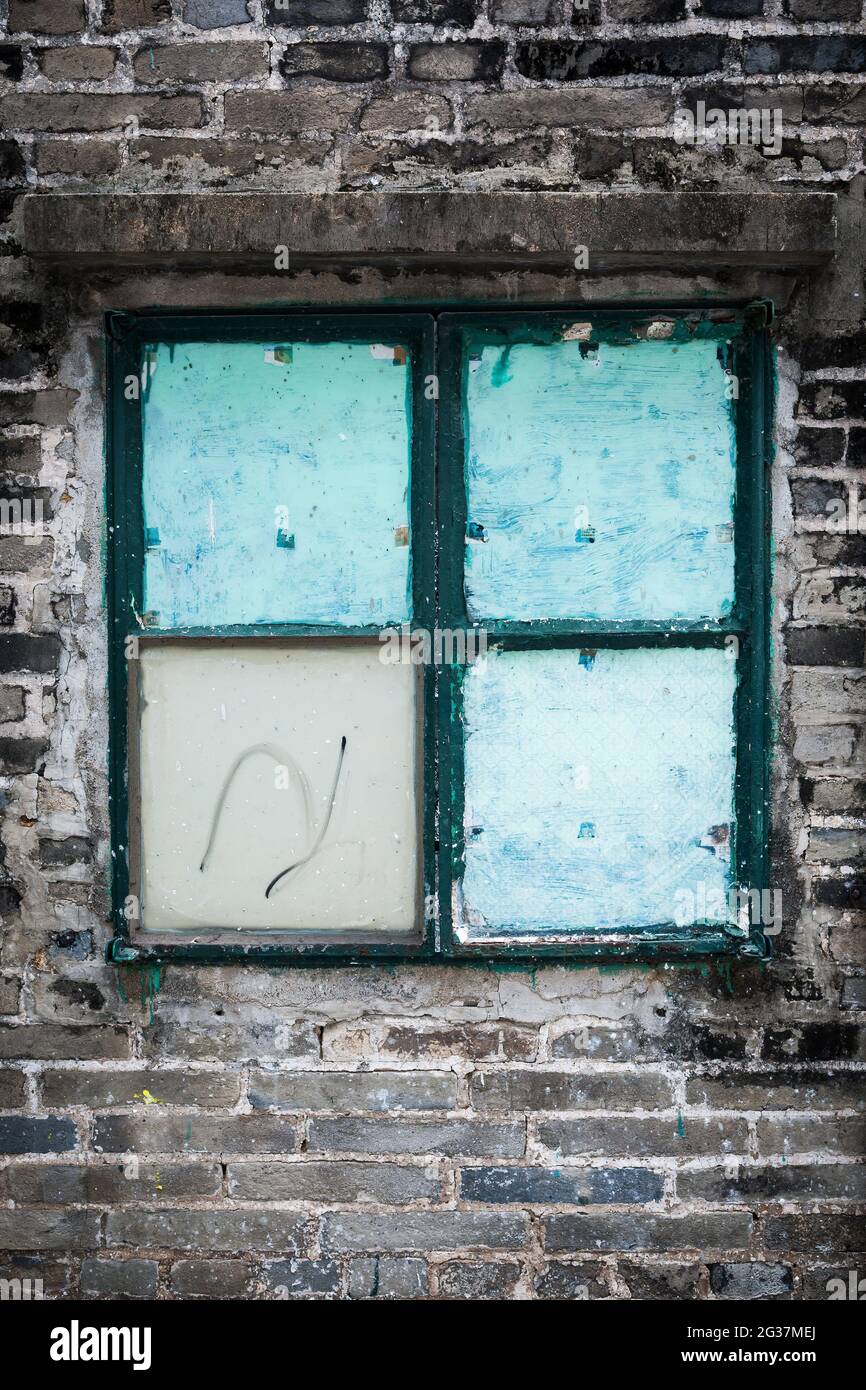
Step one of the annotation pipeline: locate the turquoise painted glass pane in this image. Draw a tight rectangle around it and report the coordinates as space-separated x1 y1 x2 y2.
141 340 413 628
463 336 737 622
459 647 737 938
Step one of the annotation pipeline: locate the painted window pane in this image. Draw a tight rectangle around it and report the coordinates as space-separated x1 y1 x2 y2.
463 335 737 622
135 641 419 934
458 646 737 939
142 340 413 628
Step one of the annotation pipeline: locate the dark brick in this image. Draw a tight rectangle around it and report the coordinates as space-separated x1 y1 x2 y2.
618 1261 702 1299
0 1070 25 1107
0 589 15 627
804 84 866 124
800 327 866 372
764 1214 866 1254
0 1024 129 1060
679 1164 866 1203
545 1212 752 1253
0 976 20 1013
685 1068 864 1110
264 0 366 21
757 1117 866 1158
94 1112 300 1154
798 382 866 421
80 1259 159 1299
436 1259 520 1299
0 884 22 918
391 0 474 19
0 737 48 774
699 0 762 13
786 628 864 667
38 47 118 81
745 39 866 76
185 0 252 23
0 142 26 182
261 1258 340 1297
133 42 268 84
249 1070 456 1112
34 142 122 177
490 0 559 21
515 38 729 81
321 1211 527 1253
0 1116 78 1154
459 1165 663 1204
363 1023 537 1063
39 836 92 868
131 136 329 175
408 43 506 83
813 875 866 910
307 1118 524 1157
792 427 845 468
0 687 25 722
802 777 866 815
785 0 861 16
348 1255 427 1298
790 476 844 520
228 1160 440 1202
101 0 172 30
763 1022 862 1063
709 1262 793 1298
470 1069 673 1111
0 634 60 674
9 0 85 34
0 437 40 474
846 428 866 468
0 94 206 132
607 0 684 16
279 43 388 83
0 1209 99 1250
0 48 25 83
42 1069 241 1108
0 1160 222 1203
536 1260 611 1299
537 1115 748 1158
170 1259 252 1298
107 1208 304 1252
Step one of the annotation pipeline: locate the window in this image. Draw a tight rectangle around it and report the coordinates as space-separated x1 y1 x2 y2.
106 308 771 965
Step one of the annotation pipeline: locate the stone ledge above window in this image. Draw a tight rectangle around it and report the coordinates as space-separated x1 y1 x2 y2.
22 190 836 277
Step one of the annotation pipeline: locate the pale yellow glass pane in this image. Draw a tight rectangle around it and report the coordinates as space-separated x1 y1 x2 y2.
137 642 418 934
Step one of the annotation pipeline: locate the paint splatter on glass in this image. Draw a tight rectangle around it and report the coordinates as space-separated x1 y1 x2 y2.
459 646 737 937
463 336 736 622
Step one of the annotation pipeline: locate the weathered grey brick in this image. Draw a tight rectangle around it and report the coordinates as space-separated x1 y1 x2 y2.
41 1069 241 1108
170 1259 251 1298
764 1214 866 1254
9 0 85 33
537 1115 748 1158
408 43 506 83
80 1258 159 1299
0 1069 25 1107
131 136 329 175
359 94 452 135
685 1069 866 1111
185 0 252 24
545 1212 752 1253
0 1209 99 1250
249 1070 456 1112
133 42 268 84
142 1018 318 1063
0 1160 222 1203
470 1070 673 1112
321 1211 527 1253
0 688 25 722
617 1261 702 1300
0 1024 129 1061
279 42 388 83
536 1260 612 1299
107 1208 305 1252
224 89 364 134
0 1115 78 1154
102 0 173 30
34 142 122 177
260 1257 340 1297
679 1163 866 1203
227 1160 441 1202
37 47 118 81
460 1165 663 1205
93 1111 299 1154
436 1259 521 1299
307 1117 524 1157
709 1262 793 1299
348 1255 427 1298
0 94 206 133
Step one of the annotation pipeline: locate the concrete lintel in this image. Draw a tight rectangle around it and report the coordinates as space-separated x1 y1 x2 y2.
22 191 836 274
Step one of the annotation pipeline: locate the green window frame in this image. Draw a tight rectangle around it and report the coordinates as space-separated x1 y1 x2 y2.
106 305 772 967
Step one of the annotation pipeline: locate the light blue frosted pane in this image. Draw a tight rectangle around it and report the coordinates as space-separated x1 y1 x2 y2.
142 340 412 627
464 337 736 621
460 647 737 937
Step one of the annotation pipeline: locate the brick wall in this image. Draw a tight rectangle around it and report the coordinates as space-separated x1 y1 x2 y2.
0 0 864 1300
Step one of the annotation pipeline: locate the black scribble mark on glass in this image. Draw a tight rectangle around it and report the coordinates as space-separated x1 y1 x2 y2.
199 742 313 875
265 736 347 900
